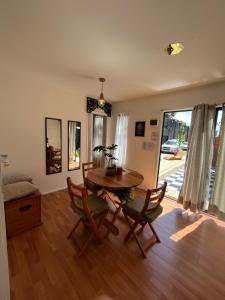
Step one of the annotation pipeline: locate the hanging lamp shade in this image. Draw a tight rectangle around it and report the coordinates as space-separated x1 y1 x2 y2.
98 78 106 107
98 92 105 107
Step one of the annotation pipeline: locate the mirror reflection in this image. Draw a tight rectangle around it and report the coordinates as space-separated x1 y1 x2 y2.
45 118 62 175
68 121 81 171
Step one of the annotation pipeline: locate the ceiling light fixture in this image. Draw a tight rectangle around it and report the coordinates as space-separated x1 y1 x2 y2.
166 42 184 55
98 77 106 107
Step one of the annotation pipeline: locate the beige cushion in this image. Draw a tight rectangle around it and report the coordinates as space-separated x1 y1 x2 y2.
3 181 38 202
3 173 33 185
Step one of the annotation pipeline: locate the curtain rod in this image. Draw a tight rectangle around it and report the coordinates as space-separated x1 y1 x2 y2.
160 102 225 111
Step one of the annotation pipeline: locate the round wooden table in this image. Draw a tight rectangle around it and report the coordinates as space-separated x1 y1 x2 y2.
87 168 144 190
87 168 144 237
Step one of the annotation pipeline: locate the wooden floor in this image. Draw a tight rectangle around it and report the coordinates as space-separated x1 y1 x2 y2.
7 189 225 300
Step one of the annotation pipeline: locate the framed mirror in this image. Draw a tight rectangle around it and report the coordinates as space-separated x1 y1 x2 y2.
68 121 81 171
45 117 62 175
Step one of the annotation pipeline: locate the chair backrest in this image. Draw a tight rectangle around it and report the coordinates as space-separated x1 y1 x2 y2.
82 162 96 181
141 181 167 215
67 177 90 217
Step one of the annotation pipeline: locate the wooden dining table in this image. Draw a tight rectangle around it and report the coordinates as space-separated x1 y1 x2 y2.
86 168 144 190
86 168 144 236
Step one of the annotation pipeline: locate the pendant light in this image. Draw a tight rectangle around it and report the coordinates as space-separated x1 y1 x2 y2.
98 77 106 107
166 42 184 55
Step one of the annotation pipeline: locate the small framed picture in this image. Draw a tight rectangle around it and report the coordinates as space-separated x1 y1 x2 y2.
150 119 158 126
135 121 145 137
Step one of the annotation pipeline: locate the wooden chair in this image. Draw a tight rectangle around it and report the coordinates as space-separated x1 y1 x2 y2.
82 162 102 194
122 181 167 258
67 177 109 256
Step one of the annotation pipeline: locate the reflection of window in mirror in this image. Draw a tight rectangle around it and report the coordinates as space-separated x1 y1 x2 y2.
68 121 81 171
45 118 62 175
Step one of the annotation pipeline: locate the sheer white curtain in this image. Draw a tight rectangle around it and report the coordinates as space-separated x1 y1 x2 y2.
93 115 104 147
93 115 104 166
178 104 216 211
211 104 225 216
115 113 129 166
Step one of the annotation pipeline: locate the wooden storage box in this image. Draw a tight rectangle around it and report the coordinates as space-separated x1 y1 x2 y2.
4 191 42 238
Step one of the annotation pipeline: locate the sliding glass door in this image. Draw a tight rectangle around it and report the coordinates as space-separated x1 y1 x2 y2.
158 107 225 218
157 110 192 200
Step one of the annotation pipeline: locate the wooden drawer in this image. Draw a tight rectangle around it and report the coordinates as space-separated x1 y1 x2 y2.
4 192 42 238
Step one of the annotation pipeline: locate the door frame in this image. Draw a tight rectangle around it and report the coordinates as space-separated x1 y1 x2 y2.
0 157 10 300
155 108 193 192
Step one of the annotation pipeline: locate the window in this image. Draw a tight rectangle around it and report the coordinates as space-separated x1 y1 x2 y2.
115 113 129 166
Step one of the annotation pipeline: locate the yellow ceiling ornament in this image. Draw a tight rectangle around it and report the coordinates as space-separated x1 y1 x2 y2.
166 43 184 55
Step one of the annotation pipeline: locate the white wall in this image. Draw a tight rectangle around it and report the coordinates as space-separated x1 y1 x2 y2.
1 59 224 194
0 61 113 194
112 82 225 189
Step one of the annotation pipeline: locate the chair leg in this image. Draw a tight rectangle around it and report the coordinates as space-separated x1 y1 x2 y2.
78 232 94 256
69 211 108 256
123 214 139 243
123 213 146 258
89 210 108 244
95 211 108 243
78 211 108 256
88 217 101 243
112 206 121 224
67 218 82 239
105 206 121 237
135 222 147 235
148 222 160 243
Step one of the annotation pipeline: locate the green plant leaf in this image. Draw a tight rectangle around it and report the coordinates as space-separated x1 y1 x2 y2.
106 144 118 150
93 143 118 163
93 145 106 152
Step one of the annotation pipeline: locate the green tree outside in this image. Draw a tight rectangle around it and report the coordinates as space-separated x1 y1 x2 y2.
178 122 185 148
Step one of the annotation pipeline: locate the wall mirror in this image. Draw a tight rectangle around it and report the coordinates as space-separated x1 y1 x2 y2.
68 121 81 171
45 117 62 175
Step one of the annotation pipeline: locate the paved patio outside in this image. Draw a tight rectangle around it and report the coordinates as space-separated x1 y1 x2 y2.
158 152 186 200
159 153 216 201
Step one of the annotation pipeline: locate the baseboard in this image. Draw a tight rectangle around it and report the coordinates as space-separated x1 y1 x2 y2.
43 184 148 195
42 186 67 195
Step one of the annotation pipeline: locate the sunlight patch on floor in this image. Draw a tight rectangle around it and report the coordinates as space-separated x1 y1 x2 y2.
169 211 203 242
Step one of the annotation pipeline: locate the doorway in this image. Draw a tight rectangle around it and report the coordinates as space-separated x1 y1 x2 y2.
157 110 192 200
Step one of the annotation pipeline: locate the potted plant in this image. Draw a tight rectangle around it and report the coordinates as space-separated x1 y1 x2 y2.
93 144 118 176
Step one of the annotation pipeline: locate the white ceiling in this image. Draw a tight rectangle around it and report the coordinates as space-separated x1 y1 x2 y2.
1 0 225 101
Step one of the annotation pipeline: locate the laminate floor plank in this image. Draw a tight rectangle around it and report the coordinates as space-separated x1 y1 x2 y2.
7 189 225 300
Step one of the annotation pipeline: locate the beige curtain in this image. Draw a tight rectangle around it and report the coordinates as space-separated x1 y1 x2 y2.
210 105 225 217
178 104 216 211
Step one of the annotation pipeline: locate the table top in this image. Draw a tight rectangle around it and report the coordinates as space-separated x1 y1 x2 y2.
87 168 144 190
